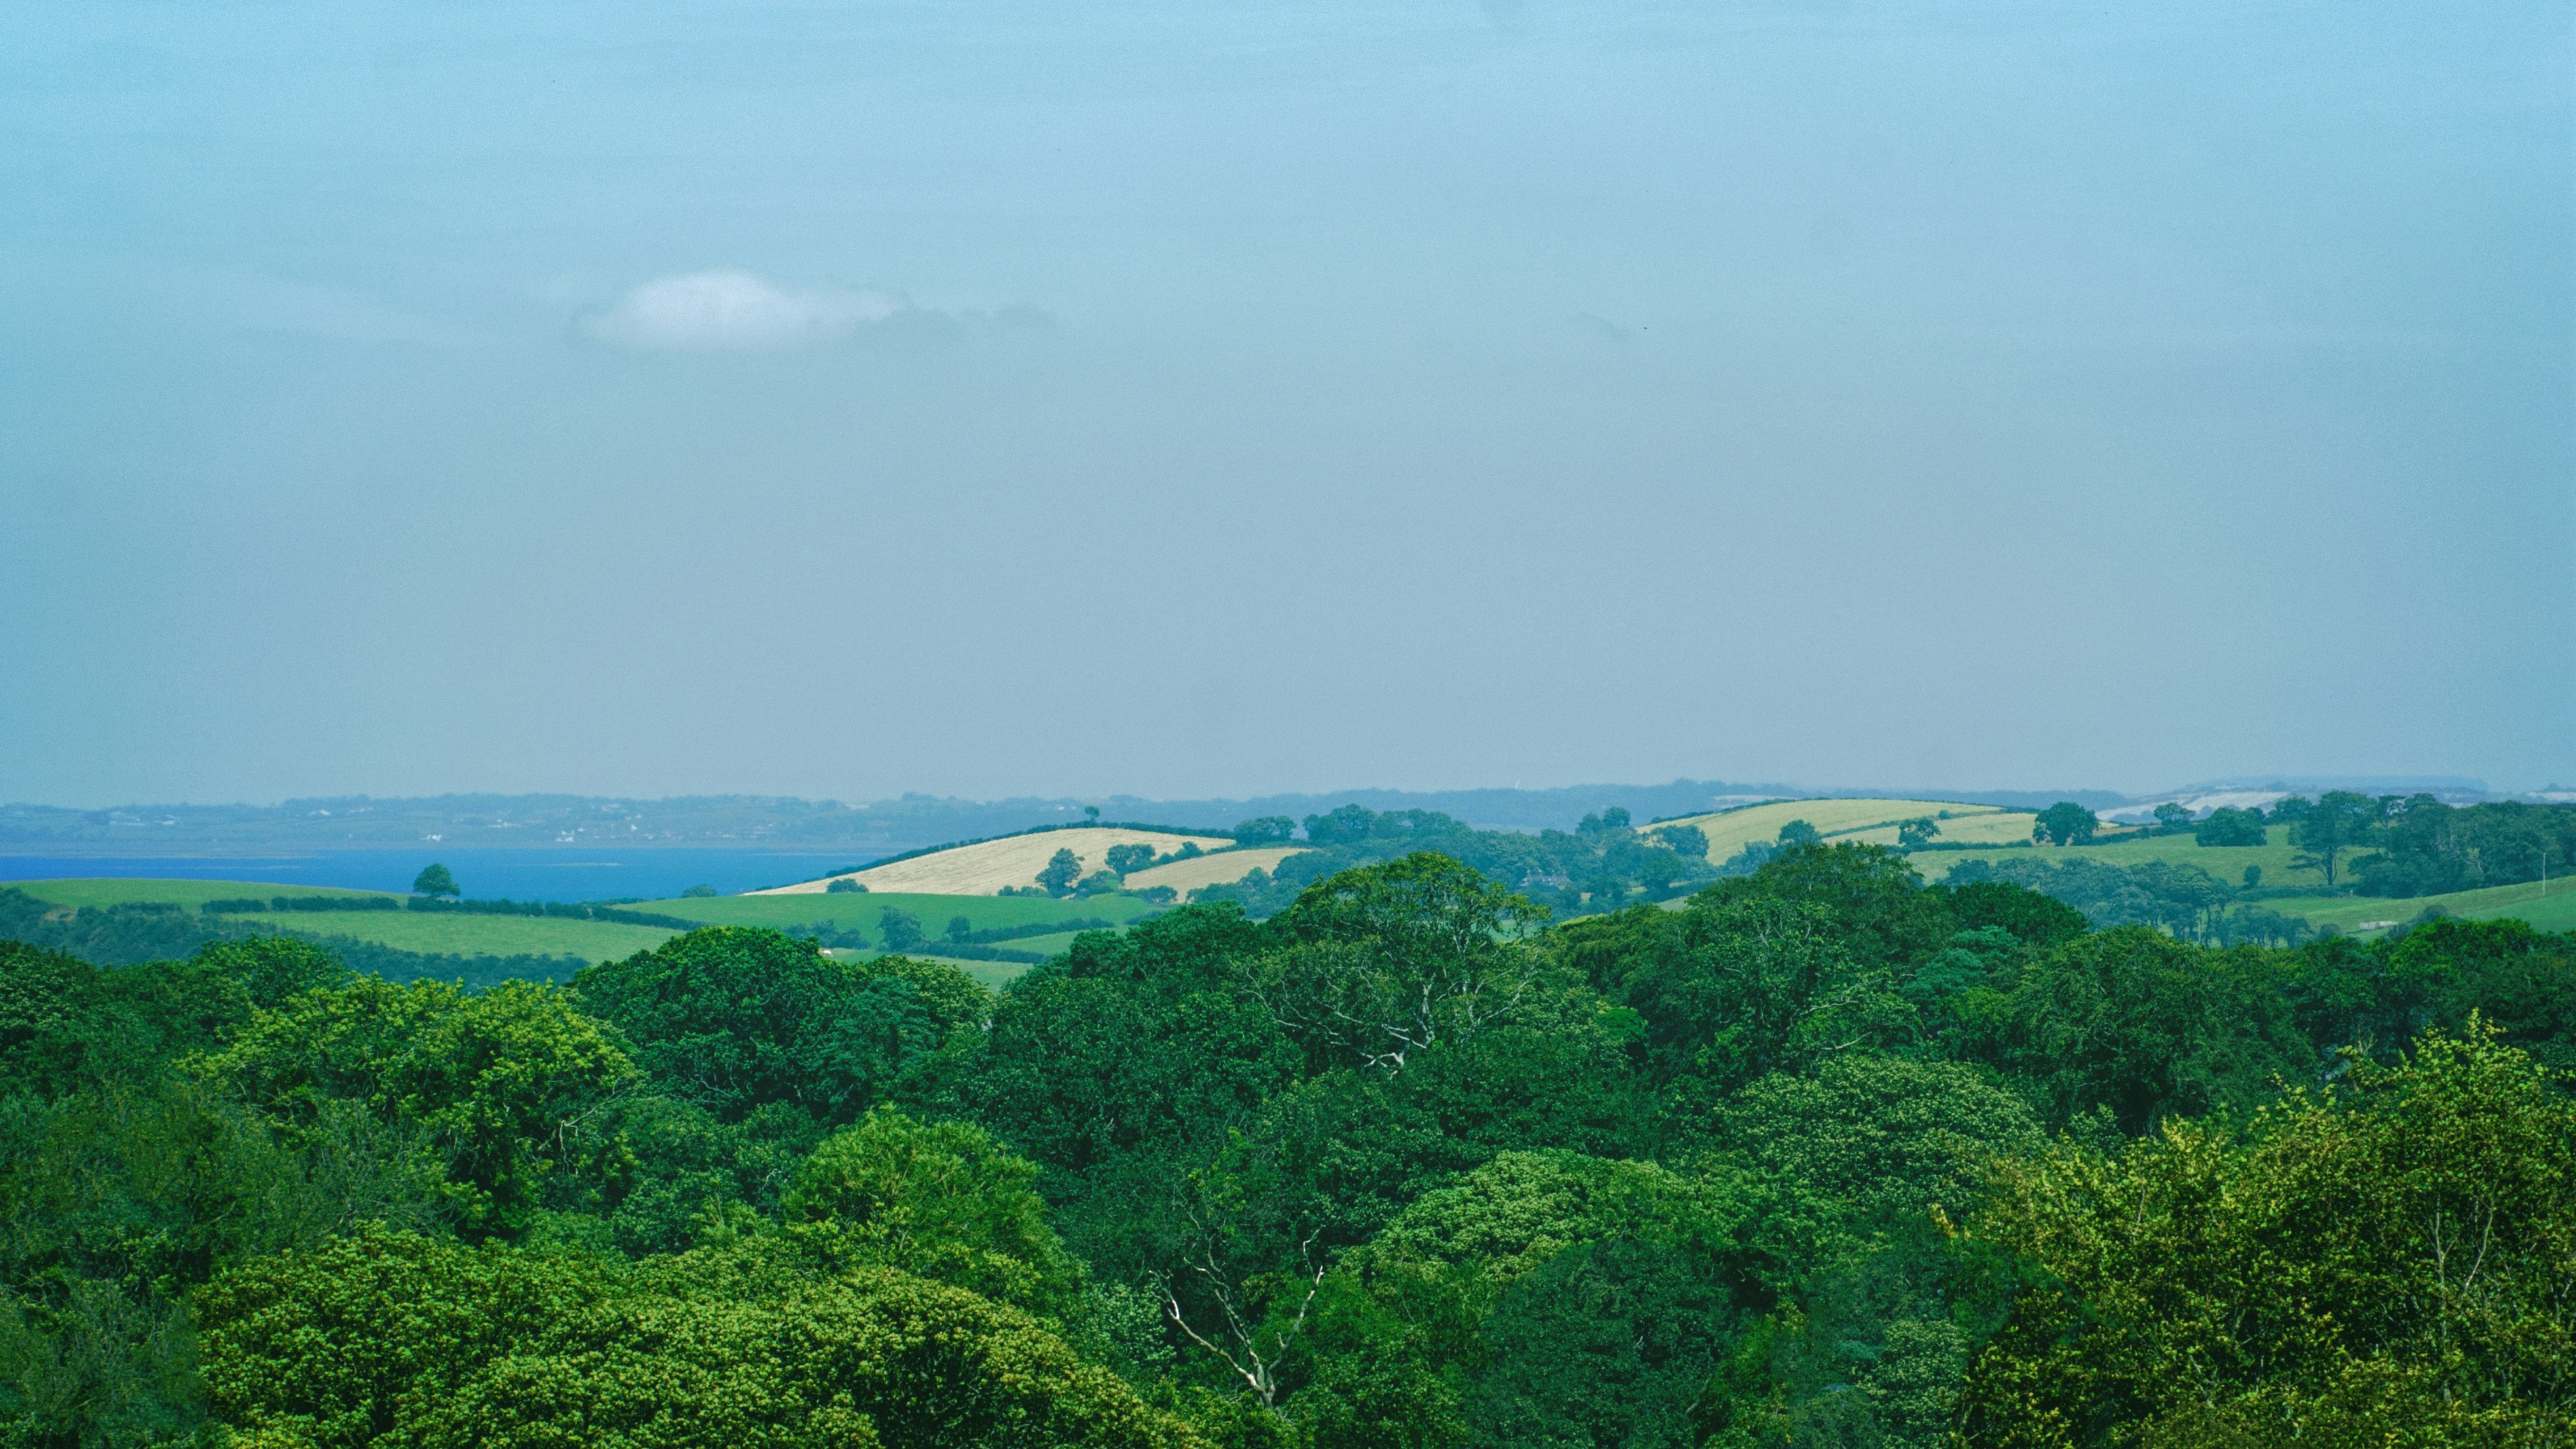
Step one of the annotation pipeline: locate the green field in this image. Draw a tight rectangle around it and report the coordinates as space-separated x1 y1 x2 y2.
2267 880 2576 937
637 891 1162 933
237 910 675 961
820 947 1029 992
1908 834 2321 887
14 878 396 910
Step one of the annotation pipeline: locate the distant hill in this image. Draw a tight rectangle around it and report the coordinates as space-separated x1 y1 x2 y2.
0 781 2129 856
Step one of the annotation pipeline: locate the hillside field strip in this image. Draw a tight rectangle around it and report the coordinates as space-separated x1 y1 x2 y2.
640 890 1161 933
757 826 1238 896
1905 834 2322 887
1120 846 1306 895
16 878 393 910
1653 798 2035 860
238 910 675 960
9 880 677 961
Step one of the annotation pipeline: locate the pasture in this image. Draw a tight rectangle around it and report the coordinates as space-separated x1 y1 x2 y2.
1906 834 2321 887
15 878 396 910
640 890 1161 933
238 910 674 961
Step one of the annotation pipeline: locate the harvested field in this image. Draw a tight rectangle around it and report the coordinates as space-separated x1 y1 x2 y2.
1121 846 1308 895
1649 798 2024 861
753 826 1237 897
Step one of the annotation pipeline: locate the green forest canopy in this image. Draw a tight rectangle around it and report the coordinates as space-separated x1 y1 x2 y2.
0 840 2569 1446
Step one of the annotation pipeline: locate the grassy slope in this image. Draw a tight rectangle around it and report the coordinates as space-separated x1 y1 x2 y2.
639 891 1160 932
1908 834 2321 887
15 879 395 910
238 911 675 961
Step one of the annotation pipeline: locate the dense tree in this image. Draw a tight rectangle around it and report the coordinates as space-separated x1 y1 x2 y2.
2031 802 2098 846
878 906 926 952
410 863 458 899
571 926 978 1127
2288 789 2378 887
1956 1026 2576 1446
196 1225 1203 1449
199 976 637 1239
1953 927 2315 1132
1107 844 1158 876
1040 849 1086 896
2192 806 2267 846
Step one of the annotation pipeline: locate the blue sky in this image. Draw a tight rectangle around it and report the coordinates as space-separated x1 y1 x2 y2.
2 0 2568 806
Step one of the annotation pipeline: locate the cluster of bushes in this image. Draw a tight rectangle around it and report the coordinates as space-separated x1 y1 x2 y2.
201 894 401 914
1191 804 1714 919
3 842 2572 1446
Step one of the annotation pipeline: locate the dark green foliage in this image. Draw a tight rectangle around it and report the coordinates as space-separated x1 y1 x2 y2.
1040 848 1086 895
877 906 925 952
1194 807 1713 921
411 863 458 898
1471 1235 1738 1449
571 927 981 1126
1954 927 2314 1132
1934 880 2089 949
2193 806 2267 846
827 876 868 893
681 883 719 897
2349 795 2576 897
2031 802 2098 846
1234 817 1297 844
1774 819 1819 848
1107 844 1158 876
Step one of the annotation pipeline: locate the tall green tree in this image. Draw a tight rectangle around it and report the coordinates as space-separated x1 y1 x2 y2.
1956 1025 2576 1446
2289 789 2379 887
410 863 459 899
2031 802 2098 847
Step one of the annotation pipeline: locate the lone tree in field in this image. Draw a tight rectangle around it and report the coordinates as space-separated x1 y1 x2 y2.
1897 817 1941 850
2291 790 2379 887
1036 848 1082 896
877 906 924 953
1777 819 1821 848
411 863 458 899
946 916 973 944
2033 802 2099 846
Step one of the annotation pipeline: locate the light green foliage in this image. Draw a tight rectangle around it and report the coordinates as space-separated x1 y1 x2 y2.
785 1108 1084 1316
1708 1054 2041 1259
1956 1025 2576 1446
196 1225 1202 1449
1355 1150 1740 1310
1252 853 1552 1075
196 976 637 1238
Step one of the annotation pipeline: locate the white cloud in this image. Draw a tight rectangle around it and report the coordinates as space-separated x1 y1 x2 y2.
581 269 897 351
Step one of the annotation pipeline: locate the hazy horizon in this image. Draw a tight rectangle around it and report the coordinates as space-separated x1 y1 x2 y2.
7 0 2568 805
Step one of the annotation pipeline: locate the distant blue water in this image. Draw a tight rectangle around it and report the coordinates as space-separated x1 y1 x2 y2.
0 849 891 903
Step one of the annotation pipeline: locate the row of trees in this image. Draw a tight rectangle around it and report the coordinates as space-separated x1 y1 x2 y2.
1 840 2570 1444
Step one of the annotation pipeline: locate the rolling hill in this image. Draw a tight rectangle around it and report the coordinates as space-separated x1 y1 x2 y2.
1120 846 1306 895
1651 798 2037 861
755 826 1238 897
